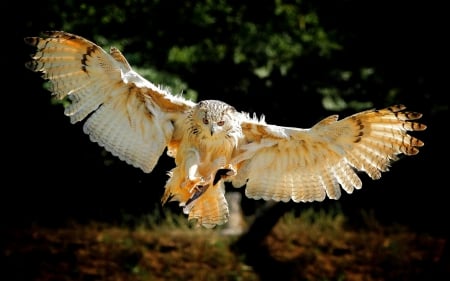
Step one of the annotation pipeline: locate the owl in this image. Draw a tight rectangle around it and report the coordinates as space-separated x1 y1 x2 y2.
25 31 426 228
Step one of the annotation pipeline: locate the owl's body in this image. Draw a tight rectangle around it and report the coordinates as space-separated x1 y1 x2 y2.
25 31 426 228
164 100 242 226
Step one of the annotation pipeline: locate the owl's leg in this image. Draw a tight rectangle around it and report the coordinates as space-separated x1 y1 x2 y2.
205 156 235 177
186 165 212 194
184 156 236 187
209 156 236 176
222 163 237 176
211 156 227 170
161 167 192 206
184 153 236 195
180 148 212 195
183 148 202 182
210 156 236 177
189 156 238 186
212 164 237 185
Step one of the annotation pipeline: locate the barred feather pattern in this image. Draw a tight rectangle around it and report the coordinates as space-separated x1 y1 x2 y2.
240 105 426 202
24 31 183 173
25 31 427 228
183 182 229 228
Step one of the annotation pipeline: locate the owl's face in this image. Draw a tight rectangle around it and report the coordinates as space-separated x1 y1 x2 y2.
192 100 237 138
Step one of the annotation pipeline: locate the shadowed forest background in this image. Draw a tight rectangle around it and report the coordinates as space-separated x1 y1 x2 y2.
4 0 448 280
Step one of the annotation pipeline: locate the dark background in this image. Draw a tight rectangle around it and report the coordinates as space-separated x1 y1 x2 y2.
5 0 447 237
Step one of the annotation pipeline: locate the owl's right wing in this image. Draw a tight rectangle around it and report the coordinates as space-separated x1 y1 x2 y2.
25 31 196 173
232 105 426 202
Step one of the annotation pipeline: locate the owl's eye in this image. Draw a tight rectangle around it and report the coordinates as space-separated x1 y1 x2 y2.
217 121 225 126
203 117 209 125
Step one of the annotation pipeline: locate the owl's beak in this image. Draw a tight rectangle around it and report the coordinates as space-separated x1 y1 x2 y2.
210 124 220 136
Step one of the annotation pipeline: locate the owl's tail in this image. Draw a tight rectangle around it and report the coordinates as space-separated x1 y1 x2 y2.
183 181 229 228
162 168 229 228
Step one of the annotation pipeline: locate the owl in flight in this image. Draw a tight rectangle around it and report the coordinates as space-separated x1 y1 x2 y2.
25 31 426 228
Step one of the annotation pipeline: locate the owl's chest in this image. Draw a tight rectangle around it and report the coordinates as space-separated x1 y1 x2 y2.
178 134 236 164
199 137 235 162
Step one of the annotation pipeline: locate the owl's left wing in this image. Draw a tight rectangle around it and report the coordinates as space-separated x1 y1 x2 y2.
25 31 195 173
232 105 426 202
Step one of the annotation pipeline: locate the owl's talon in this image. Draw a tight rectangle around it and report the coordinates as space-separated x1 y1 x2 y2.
186 183 210 206
212 164 237 185
223 164 236 176
25 31 427 230
186 174 213 194
189 183 202 194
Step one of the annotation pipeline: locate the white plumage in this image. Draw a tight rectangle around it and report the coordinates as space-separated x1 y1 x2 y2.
25 31 426 228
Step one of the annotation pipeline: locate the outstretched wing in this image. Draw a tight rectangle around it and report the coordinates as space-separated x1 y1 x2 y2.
232 105 426 202
25 31 195 173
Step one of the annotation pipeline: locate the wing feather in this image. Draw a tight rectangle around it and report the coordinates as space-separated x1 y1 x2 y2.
25 31 427 228
235 105 426 202
25 31 194 173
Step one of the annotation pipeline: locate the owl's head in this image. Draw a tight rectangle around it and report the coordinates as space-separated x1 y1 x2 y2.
191 100 238 138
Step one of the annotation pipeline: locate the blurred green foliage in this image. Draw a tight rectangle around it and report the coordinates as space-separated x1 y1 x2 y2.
18 0 446 235
25 0 436 116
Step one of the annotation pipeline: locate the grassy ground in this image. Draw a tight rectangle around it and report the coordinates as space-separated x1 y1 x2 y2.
2 208 447 281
